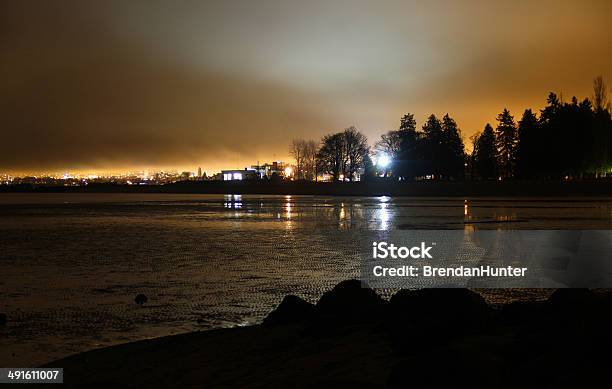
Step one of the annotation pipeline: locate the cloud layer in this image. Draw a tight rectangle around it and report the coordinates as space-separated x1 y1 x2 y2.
1 0 611 173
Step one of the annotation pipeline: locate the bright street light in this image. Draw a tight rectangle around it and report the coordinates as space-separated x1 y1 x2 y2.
377 154 391 168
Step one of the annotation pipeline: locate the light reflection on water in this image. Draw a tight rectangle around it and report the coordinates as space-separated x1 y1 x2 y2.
378 202 391 230
1 193 612 366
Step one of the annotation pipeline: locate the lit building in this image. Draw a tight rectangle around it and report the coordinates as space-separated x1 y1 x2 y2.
221 168 259 181
250 161 292 179
219 161 294 181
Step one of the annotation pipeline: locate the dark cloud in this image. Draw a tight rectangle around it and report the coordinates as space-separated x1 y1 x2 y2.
1 1 611 173
0 2 342 172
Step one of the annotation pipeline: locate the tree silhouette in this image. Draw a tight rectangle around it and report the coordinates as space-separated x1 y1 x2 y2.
289 139 306 179
421 114 444 178
362 153 376 181
396 113 422 179
386 113 467 180
538 93 562 177
376 113 418 178
375 131 402 159
537 92 600 177
592 75 611 113
313 76 612 183
516 109 539 178
343 127 369 181
473 124 498 180
303 140 318 180
441 114 465 179
399 113 417 135
590 76 612 177
316 127 369 181
290 139 319 180
495 109 517 179
316 133 346 180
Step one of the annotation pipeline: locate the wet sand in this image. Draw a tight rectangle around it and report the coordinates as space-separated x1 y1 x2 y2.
39 283 612 388
2 194 611 366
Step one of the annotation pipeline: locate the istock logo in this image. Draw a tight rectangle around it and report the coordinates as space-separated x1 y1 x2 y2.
372 241 434 259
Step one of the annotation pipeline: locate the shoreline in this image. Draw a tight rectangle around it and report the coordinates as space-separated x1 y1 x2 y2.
38 281 612 388
4 179 612 197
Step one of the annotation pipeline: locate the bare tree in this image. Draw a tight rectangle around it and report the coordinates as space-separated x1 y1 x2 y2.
343 127 369 181
593 75 611 112
302 140 318 180
290 139 318 180
375 131 402 159
375 113 418 177
316 127 369 181
316 133 346 180
289 139 306 179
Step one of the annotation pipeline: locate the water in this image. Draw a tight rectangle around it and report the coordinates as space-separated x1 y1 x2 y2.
1 193 612 366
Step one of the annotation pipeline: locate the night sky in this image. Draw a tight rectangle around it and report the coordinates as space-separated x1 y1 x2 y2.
1 0 611 174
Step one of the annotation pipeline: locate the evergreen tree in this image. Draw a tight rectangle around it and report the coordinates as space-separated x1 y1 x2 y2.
441 114 465 179
394 113 423 180
538 92 595 177
516 109 538 178
537 93 562 177
399 113 417 132
421 114 444 178
473 124 498 179
495 109 517 179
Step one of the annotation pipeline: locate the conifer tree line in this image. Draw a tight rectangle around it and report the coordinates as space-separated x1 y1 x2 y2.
290 76 612 181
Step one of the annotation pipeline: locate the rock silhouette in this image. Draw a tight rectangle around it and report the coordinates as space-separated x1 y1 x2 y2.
389 288 489 326
501 300 546 325
263 295 315 326
547 287 592 310
48 281 612 388
315 279 385 319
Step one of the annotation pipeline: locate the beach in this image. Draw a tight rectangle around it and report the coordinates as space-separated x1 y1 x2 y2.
38 281 612 388
2 194 612 367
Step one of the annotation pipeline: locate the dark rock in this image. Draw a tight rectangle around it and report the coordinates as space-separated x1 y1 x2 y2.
547 288 592 310
387 288 491 348
501 300 546 325
134 294 148 306
0 313 6 326
545 289 593 326
315 279 385 319
389 288 490 329
263 295 315 326
545 289 612 346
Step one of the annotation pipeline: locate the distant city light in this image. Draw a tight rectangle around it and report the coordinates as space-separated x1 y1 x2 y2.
284 167 293 176
377 154 391 168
